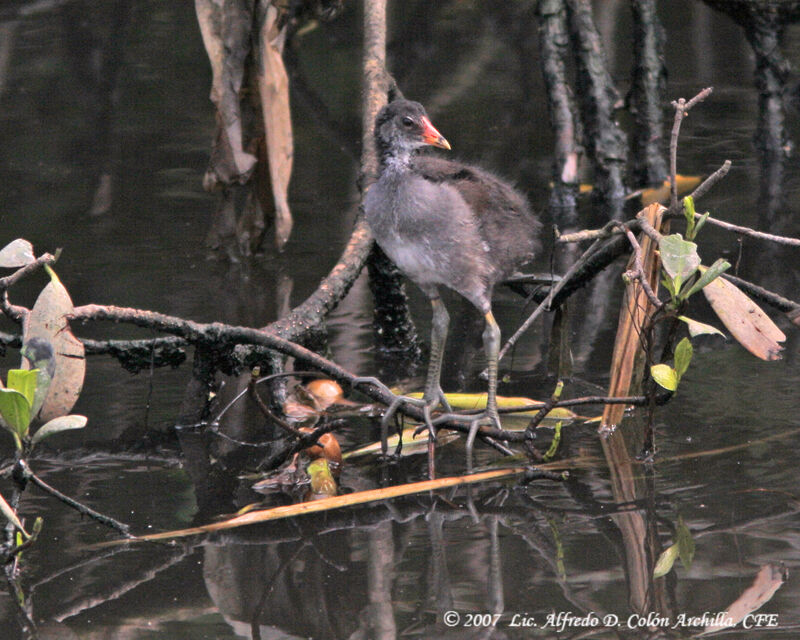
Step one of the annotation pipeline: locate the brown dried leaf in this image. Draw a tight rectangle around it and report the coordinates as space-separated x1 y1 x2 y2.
702 274 785 361
196 0 257 184
701 564 786 635
22 271 85 422
0 239 36 268
256 4 294 249
601 203 666 430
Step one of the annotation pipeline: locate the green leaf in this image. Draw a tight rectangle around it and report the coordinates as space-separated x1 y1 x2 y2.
542 421 562 462
31 414 88 446
674 338 693 380
694 212 709 236
683 259 731 300
683 196 697 239
654 543 680 578
0 239 36 268
678 315 726 338
661 275 677 299
659 234 701 286
0 388 31 437
683 195 696 222
676 516 695 570
21 338 55 419
650 364 678 391
0 490 29 538
7 369 38 409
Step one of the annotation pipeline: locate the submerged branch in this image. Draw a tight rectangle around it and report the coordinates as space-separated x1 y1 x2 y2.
19 460 132 538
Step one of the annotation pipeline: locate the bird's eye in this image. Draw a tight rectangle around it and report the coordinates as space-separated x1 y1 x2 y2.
401 116 414 127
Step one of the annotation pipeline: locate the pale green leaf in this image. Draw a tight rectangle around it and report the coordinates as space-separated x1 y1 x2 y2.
31 415 88 445
654 543 680 578
659 234 701 282
683 259 731 299
676 516 695 571
694 212 710 236
542 421 562 462
0 239 35 268
678 315 726 338
0 388 31 437
683 195 696 223
661 275 677 299
674 338 693 380
0 490 29 538
7 369 38 409
650 364 678 391
20 338 55 418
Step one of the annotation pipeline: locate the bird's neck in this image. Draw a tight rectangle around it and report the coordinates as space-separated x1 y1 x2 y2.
377 136 417 171
381 153 412 172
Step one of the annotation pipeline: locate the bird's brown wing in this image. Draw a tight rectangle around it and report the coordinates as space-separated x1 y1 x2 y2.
412 156 541 276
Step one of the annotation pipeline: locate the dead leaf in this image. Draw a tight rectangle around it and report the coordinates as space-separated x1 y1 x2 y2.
702 274 785 361
22 270 85 422
303 379 346 410
343 427 459 459
195 0 258 183
0 239 36 268
300 428 342 469
256 3 294 249
602 203 666 430
701 564 786 635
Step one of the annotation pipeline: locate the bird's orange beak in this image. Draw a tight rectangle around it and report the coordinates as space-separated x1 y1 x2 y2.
421 116 451 150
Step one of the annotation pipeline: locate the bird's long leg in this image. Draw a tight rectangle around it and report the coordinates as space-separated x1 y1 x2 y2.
351 295 452 466
424 296 452 413
464 310 502 470
427 309 505 470
482 310 502 427
422 295 452 477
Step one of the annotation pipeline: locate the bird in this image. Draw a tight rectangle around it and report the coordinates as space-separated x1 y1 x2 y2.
363 99 541 465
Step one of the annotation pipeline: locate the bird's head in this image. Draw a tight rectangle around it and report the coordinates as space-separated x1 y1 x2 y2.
375 99 450 164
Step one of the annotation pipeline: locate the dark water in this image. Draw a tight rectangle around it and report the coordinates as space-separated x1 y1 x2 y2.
1 1 800 638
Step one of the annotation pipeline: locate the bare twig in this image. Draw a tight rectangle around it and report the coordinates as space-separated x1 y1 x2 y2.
690 159 731 201
0 253 56 322
247 375 306 439
669 87 713 210
721 273 800 318
19 461 132 538
678 212 800 247
616 223 663 310
0 253 56 290
498 220 624 362
524 381 564 443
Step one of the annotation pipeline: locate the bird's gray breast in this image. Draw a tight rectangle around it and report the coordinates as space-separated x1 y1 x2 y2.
364 171 490 288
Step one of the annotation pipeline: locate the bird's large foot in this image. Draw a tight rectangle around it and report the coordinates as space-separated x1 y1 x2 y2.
351 377 450 456
431 407 503 471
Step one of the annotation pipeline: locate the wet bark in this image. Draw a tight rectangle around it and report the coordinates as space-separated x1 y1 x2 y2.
367 245 422 358
702 0 800 158
565 0 627 209
197 0 295 256
629 0 668 187
537 0 580 223
362 0 421 358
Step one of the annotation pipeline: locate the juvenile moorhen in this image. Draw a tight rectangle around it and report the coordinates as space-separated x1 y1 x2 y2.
364 99 541 457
